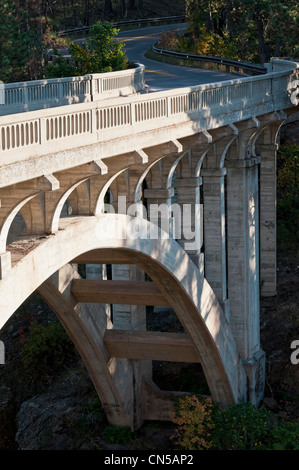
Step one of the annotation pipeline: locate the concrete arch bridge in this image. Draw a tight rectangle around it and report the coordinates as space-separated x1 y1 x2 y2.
0 58 298 430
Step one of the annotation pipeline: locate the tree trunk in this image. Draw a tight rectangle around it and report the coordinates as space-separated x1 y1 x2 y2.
204 0 213 32
121 0 127 18
274 38 281 57
257 17 267 64
104 0 113 15
71 0 78 26
138 0 143 13
129 0 136 9
83 0 90 25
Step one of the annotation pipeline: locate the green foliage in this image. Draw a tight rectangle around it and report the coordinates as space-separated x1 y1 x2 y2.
46 21 128 78
184 0 299 64
0 1 68 82
82 397 105 424
0 1 31 82
158 27 239 60
172 396 299 450
211 402 274 450
21 320 77 378
102 426 134 445
277 144 299 248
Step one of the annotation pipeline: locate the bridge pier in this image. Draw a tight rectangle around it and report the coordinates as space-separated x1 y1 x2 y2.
226 154 265 405
201 167 230 320
144 188 176 239
174 176 204 273
257 121 284 297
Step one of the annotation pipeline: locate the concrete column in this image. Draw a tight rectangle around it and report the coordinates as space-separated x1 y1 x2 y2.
111 195 151 429
226 158 265 405
174 177 204 274
111 264 146 331
258 142 278 296
201 168 229 320
85 263 112 338
110 195 147 331
144 188 175 239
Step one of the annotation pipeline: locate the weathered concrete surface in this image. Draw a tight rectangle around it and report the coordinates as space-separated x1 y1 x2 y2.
1 214 247 427
0 57 298 429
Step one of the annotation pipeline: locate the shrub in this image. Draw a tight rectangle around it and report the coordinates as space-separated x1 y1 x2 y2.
171 396 215 450
172 396 299 450
21 319 77 379
46 21 128 78
157 27 239 60
210 402 274 450
102 426 134 445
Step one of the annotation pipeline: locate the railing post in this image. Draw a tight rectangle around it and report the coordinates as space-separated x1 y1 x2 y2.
130 101 135 126
39 117 46 145
91 107 97 134
23 86 29 106
58 79 64 102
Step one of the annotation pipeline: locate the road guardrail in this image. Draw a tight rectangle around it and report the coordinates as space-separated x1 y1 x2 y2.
152 44 267 76
56 15 186 37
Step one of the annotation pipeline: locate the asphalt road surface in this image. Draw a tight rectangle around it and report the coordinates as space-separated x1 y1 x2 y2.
117 23 237 91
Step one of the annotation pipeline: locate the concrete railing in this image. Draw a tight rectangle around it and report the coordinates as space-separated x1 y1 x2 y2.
267 57 299 72
0 59 297 168
0 64 145 116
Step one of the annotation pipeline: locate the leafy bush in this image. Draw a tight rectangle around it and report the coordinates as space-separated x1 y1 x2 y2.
157 27 239 61
171 396 215 450
21 319 77 379
102 426 134 445
172 396 299 450
211 402 274 450
46 21 128 78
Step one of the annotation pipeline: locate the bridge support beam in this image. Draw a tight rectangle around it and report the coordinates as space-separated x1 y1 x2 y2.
257 121 283 297
144 188 175 239
201 168 229 320
174 177 204 273
38 276 135 428
226 157 265 405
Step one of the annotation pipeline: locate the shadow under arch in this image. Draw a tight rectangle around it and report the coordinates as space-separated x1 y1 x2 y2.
1 213 247 425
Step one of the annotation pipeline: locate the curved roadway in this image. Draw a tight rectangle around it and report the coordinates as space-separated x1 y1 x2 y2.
117 23 237 91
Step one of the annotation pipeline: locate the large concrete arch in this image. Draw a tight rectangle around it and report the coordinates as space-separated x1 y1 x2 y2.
2 214 246 420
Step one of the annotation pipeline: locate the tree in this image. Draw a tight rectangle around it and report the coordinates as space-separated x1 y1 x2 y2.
138 0 143 13
185 0 299 63
0 0 30 82
46 21 128 77
104 0 113 15
120 0 127 18
0 0 67 82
